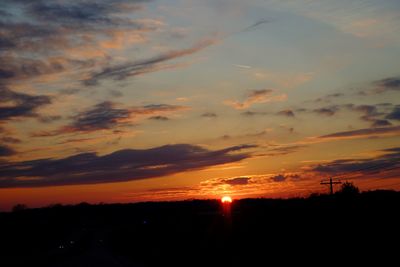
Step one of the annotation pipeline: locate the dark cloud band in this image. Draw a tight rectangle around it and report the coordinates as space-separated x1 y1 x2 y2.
0 143 255 188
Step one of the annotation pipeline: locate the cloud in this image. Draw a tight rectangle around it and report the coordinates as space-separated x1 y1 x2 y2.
201 112 217 118
222 177 251 186
83 38 218 85
262 145 305 157
0 69 15 79
0 144 16 157
32 102 187 136
0 137 21 144
347 104 391 127
351 104 379 117
194 172 308 200
224 89 287 110
233 64 252 69
26 1 144 26
313 93 345 104
149 116 169 121
0 0 162 92
318 126 400 140
385 106 400 121
277 109 295 117
279 125 295 134
0 143 255 188
313 106 339 116
271 174 286 182
241 19 271 32
0 86 52 121
373 76 400 93
371 119 392 127
135 104 188 114
326 93 344 98
269 174 300 182
311 147 400 178
241 111 268 116
309 103 393 127
0 9 11 18
37 115 63 124
69 101 131 131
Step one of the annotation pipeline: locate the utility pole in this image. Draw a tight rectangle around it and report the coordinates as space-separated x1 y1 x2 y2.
320 178 342 195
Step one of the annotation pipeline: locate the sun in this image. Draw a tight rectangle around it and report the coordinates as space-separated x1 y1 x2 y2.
221 196 232 203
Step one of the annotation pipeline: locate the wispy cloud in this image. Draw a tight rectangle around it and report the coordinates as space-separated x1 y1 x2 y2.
261 144 306 157
307 103 395 127
241 111 269 116
224 89 287 110
201 112 217 118
0 86 52 121
311 147 400 178
241 19 271 32
318 126 400 140
234 64 252 69
32 102 188 136
277 109 295 117
385 106 400 121
360 76 400 94
149 116 169 121
312 106 339 116
374 76 400 92
0 144 16 157
220 177 251 186
0 137 21 144
83 38 218 85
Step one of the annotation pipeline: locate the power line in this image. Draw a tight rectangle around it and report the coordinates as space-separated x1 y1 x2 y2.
320 178 342 195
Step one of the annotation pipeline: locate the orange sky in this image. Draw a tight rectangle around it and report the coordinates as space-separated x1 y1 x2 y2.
1 0 400 211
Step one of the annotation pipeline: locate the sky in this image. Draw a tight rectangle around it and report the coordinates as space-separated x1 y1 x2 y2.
1 0 400 211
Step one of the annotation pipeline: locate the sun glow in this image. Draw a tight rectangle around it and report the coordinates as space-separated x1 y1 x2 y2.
221 196 232 203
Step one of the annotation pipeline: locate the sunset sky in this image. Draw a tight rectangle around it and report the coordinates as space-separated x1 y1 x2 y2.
1 0 400 211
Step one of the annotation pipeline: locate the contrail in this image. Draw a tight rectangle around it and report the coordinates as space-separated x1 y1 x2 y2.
242 19 271 32
234 64 252 69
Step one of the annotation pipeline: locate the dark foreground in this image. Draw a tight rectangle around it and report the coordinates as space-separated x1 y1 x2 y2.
1 190 399 266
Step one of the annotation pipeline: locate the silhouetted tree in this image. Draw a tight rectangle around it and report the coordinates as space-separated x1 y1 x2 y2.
337 182 360 196
12 203 27 212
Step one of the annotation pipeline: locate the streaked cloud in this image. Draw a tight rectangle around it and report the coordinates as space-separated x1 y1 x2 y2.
241 19 271 32
221 177 251 186
0 144 16 157
312 147 400 178
0 143 255 188
313 106 339 116
0 137 21 144
32 102 188 136
277 109 295 117
234 64 252 69
224 89 287 110
201 112 217 118
361 76 400 94
261 145 306 157
83 38 218 85
385 106 400 121
0 86 52 121
318 126 400 140
149 116 169 121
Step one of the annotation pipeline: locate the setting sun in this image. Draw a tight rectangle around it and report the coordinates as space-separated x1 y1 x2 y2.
221 196 232 203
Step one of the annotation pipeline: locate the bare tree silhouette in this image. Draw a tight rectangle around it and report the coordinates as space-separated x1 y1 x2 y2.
337 181 360 196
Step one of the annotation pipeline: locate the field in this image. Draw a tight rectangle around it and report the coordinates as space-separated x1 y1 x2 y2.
1 191 399 266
